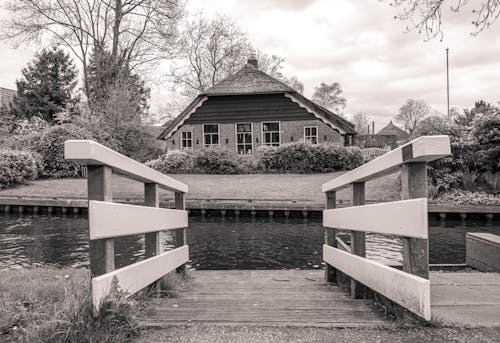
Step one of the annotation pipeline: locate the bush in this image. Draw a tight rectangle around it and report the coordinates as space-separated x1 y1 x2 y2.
257 142 363 173
192 149 240 174
114 125 163 163
0 149 42 188
33 124 92 178
434 190 500 206
470 113 500 173
146 150 194 174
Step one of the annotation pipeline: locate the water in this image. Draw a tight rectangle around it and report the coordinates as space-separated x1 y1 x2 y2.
0 213 498 270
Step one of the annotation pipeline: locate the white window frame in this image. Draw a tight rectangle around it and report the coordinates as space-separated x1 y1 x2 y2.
203 124 220 148
261 121 281 147
180 130 193 150
304 126 318 144
235 123 253 155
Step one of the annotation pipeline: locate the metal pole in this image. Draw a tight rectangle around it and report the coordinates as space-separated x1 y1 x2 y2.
446 48 450 118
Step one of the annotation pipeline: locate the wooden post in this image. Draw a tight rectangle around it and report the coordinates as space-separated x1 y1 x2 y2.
87 165 114 277
401 162 429 279
175 192 187 272
351 182 366 298
145 183 160 258
324 191 336 282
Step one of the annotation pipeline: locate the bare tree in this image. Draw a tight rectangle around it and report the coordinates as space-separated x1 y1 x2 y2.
395 98 431 134
312 82 347 113
351 112 371 134
1 0 184 97
383 0 500 40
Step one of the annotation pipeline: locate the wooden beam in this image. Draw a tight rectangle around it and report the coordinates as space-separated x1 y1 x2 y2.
322 135 451 192
323 245 431 320
65 140 188 193
351 182 366 298
323 199 428 238
92 245 189 312
175 192 187 273
87 165 114 277
89 201 188 239
401 162 429 279
145 183 160 259
324 191 336 282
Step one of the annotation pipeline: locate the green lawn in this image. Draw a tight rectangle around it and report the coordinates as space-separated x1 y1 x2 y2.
0 173 400 203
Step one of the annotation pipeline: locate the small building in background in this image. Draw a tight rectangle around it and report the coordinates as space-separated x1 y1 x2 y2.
356 121 409 149
157 56 356 154
0 87 15 108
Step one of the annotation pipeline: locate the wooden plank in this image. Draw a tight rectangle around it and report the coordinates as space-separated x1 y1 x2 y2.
323 245 431 320
324 191 336 282
92 245 189 311
64 140 188 193
401 162 429 279
145 183 160 259
323 199 428 238
322 135 451 192
428 203 500 213
89 201 188 239
351 182 366 298
175 192 187 272
87 165 114 277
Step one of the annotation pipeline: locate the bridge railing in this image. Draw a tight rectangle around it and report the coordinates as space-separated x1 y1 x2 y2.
322 135 451 320
65 140 189 312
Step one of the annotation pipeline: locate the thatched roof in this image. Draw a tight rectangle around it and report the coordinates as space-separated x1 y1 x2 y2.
376 121 409 139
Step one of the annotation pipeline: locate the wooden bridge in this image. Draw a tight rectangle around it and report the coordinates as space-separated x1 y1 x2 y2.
64 136 500 327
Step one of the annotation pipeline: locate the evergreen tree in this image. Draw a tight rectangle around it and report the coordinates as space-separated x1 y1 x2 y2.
12 47 79 124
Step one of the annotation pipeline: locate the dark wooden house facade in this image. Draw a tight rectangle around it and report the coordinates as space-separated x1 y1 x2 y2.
158 57 356 155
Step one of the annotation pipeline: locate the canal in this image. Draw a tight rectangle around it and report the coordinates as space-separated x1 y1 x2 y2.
0 213 498 270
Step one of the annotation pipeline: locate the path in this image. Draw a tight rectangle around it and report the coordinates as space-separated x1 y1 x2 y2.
141 270 388 327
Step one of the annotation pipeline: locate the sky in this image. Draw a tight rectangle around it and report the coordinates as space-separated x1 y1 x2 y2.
1 0 499 130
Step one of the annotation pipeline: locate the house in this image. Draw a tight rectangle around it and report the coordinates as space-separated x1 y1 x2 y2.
376 120 410 140
0 87 15 108
158 56 356 155
356 121 409 149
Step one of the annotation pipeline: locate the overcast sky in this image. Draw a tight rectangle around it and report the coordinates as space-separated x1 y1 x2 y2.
1 0 499 130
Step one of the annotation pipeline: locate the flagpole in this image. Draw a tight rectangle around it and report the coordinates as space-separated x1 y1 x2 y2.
446 48 450 118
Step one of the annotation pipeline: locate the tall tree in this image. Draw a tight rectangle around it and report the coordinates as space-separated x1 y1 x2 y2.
383 0 500 40
395 98 431 134
312 82 347 113
11 47 79 124
455 100 498 128
169 12 301 97
2 0 184 99
350 112 371 134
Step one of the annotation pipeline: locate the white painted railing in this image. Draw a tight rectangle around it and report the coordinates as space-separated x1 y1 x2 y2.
322 135 451 320
65 140 189 312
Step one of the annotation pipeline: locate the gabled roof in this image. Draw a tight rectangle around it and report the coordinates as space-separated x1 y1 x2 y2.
376 121 409 138
158 63 356 139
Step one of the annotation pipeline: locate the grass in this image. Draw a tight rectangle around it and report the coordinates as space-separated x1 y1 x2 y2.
139 325 500 343
0 267 142 343
0 173 400 203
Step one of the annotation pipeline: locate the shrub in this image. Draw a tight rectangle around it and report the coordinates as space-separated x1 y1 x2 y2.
33 124 92 178
0 149 42 188
257 142 363 173
114 125 163 163
470 113 500 173
191 149 240 174
434 190 500 206
145 150 194 174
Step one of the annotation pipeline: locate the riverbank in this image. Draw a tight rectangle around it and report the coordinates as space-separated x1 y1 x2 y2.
0 267 140 342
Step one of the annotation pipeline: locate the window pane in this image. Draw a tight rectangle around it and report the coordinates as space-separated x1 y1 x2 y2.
237 124 251 132
245 135 252 144
311 127 317 135
204 124 218 133
237 134 243 144
271 132 280 143
305 127 310 136
212 135 219 144
263 122 279 131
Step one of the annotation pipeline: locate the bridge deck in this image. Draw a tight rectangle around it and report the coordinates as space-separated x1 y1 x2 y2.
141 270 388 327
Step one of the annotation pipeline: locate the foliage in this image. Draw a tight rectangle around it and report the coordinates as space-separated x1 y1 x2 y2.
145 150 194 174
11 47 79 124
384 0 500 40
257 142 363 173
191 149 241 174
455 100 498 128
0 149 42 188
395 99 431 135
33 124 92 178
470 112 500 173
311 82 347 114
433 190 500 206
413 114 460 138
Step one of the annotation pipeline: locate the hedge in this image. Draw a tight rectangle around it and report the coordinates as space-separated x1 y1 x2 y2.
0 149 43 188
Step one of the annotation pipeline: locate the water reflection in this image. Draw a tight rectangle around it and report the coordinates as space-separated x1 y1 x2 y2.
0 213 498 269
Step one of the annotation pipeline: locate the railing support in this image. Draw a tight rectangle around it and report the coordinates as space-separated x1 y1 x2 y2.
351 182 366 298
175 191 187 272
324 191 336 282
87 165 114 276
401 162 429 279
145 183 160 292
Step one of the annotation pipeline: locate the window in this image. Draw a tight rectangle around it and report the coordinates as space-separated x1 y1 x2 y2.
304 126 318 144
203 124 219 148
236 123 253 155
181 131 192 150
262 122 280 146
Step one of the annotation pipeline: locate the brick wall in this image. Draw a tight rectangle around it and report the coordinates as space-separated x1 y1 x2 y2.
164 119 345 153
